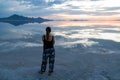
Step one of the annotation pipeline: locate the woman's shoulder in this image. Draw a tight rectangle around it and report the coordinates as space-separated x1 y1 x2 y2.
42 34 45 37
42 35 45 38
51 34 54 38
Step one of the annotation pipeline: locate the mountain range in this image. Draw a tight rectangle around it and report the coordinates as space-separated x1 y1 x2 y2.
0 14 52 26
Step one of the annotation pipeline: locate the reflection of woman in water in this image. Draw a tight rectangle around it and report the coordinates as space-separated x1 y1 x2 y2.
39 27 55 75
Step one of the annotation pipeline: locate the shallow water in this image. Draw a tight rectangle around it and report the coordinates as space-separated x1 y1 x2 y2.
0 21 120 53
0 21 120 80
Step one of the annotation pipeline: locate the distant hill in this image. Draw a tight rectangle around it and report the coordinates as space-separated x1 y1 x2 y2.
0 14 52 26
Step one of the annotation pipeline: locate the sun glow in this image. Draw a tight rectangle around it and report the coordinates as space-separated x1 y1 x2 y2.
42 21 120 28
43 13 120 21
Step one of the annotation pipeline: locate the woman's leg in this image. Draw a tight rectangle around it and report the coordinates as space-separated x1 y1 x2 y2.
40 53 48 72
49 50 55 73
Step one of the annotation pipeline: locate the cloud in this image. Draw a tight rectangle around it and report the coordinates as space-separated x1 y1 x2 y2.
103 7 120 11
44 0 120 17
0 0 67 17
0 0 120 19
16 0 66 7
0 0 37 17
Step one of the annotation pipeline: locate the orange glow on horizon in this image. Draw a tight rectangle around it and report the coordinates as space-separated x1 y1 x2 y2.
42 14 120 21
42 21 120 27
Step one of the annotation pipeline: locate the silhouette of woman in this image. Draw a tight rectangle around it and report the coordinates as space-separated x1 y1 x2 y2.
39 27 55 75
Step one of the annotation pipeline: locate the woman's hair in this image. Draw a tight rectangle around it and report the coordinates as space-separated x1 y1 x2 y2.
46 26 51 33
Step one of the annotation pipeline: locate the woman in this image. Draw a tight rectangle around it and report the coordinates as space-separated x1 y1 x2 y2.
39 27 55 75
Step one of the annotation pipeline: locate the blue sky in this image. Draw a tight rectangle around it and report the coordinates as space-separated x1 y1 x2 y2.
0 0 120 20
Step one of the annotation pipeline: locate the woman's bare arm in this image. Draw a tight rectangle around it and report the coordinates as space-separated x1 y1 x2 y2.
52 36 55 45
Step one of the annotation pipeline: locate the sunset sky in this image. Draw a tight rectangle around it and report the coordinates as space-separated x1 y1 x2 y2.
0 0 120 21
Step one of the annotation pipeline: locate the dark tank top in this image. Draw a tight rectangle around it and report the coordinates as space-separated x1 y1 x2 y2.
43 35 54 50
